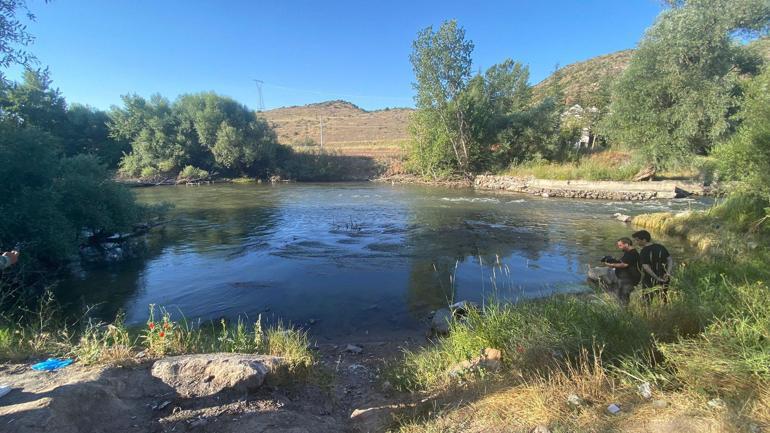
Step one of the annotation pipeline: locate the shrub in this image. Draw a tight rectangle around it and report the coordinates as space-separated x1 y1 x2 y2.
177 165 210 182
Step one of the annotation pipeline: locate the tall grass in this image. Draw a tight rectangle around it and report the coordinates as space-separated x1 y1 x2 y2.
0 302 316 376
391 201 770 431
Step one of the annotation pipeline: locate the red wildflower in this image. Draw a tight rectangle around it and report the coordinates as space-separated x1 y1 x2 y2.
158 331 165 338
516 345 525 354
148 322 155 330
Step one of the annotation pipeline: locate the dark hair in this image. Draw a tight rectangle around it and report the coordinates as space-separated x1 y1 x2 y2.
617 237 633 246
632 230 651 242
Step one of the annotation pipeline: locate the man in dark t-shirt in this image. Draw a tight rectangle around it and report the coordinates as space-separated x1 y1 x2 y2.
632 230 673 300
603 237 641 304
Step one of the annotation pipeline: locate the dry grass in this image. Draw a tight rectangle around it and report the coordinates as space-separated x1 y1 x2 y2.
260 100 411 159
396 349 734 433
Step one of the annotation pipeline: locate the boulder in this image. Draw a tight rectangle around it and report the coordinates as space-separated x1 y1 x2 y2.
151 353 285 397
431 308 452 335
587 266 618 290
350 404 400 433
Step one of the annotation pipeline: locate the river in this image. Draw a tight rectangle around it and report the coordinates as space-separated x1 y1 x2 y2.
58 183 710 340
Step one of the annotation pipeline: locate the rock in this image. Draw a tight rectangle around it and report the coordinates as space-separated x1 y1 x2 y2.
707 398 725 410
541 192 550 198
530 425 551 433
151 353 284 397
449 300 479 318
638 382 653 399
381 380 393 393
431 308 452 335
587 266 619 290
350 404 399 432
567 394 583 408
607 403 621 415
613 212 632 223
345 344 364 354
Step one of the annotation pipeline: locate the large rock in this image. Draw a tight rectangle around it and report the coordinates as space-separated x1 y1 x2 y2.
430 308 452 335
587 266 618 290
151 353 285 397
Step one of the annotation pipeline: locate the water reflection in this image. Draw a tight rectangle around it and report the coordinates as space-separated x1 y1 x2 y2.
57 183 709 339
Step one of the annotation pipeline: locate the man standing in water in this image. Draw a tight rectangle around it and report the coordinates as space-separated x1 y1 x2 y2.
603 237 641 304
632 230 673 300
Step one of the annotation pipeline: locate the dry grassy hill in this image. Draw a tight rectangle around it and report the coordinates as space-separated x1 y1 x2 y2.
260 100 412 159
532 50 634 108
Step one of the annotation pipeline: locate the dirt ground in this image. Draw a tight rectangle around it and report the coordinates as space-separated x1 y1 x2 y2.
0 336 424 433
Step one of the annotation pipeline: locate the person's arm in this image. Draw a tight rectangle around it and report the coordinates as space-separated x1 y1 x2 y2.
665 256 674 279
641 263 666 282
606 261 629 269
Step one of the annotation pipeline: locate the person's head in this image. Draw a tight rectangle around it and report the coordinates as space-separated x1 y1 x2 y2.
632 230 652 247
616 237 634 251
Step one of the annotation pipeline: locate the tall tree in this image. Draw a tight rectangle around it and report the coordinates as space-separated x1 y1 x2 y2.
410 20 475 177
0 0 37 81
604 0 770 168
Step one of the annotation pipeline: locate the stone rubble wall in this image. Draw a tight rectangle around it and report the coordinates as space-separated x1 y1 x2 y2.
474 175 711 201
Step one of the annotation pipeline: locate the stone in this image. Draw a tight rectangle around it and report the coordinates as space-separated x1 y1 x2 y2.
150 353 284 397
613 212 632 223
530 425 551 433
638 382 653 399
350 404 399 432
431 308 452 335
345 344 364 354
607 403 621 415
567 394 583 408
447 347 503 376
707 398 725 410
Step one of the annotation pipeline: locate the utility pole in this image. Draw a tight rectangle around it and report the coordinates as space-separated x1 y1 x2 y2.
318 117 324 148
253 79 265 111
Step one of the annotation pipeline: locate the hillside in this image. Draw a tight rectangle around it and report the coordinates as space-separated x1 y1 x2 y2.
260 100 412 159
532 49 634 108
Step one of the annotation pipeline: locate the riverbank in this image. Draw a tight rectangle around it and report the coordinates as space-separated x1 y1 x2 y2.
0 339 423 433
377 173 716 201
387 203 770 432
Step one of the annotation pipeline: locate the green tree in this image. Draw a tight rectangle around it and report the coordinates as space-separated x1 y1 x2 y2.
0 0 37 81
713 65 770 208
409 20 475 177
111 94 186 178
604 0 770 168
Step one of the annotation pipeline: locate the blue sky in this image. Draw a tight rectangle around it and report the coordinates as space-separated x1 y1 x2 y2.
13 0 664 111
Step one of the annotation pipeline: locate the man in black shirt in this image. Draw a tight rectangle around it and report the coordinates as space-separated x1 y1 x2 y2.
603 237 641 304
632 230 673 300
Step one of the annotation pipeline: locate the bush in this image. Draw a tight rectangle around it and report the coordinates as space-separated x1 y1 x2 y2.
177 165 210 182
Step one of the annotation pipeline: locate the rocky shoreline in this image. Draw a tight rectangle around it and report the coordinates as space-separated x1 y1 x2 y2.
473 175 715 201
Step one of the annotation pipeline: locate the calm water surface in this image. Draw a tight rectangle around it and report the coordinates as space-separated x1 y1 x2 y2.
59 183 709 339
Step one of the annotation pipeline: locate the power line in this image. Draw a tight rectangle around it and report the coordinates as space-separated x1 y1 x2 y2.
253 79 265 111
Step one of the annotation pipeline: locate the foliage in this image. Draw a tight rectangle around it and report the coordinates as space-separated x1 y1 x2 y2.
0 69 128 167
0 0 36 81
112 92 280 179
177 165 209 182
603 0 770 168
713 65 770 210
408 21 571 177
506 152 643 181
0 122 140 269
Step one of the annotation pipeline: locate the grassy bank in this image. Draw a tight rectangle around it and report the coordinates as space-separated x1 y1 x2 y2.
389 200 770 432
504 150 707 182
0 303 315 375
